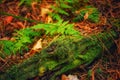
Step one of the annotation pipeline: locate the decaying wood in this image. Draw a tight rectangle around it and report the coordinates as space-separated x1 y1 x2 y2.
0 30 118 80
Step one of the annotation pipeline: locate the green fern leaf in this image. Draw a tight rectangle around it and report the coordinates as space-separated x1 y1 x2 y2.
60 3 72 8
0 40 14 56
58 8 69 15
73 6 100 23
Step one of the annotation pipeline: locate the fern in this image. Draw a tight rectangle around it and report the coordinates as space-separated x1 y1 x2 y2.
31 19 80 36
0 40 14 57
0 18 81 57
0 28 41 57
49 0 72 20
73 6 100 23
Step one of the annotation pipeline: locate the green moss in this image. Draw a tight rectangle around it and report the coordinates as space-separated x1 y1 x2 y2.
0 30 118 80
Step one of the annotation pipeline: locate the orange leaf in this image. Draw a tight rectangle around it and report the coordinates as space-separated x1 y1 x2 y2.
61 74 69 80
4 16 13 25
16 22 25 28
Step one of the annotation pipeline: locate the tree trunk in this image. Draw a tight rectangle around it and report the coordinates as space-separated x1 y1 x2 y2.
0 30 118 80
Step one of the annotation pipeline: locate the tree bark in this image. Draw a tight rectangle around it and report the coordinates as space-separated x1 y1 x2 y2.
0 30 118 80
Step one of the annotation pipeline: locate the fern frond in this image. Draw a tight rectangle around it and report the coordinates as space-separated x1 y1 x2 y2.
0 28 42 57
73 6 100 23
60 3 72 9
50 0 72 20
32 19 80 36
0 40 14 56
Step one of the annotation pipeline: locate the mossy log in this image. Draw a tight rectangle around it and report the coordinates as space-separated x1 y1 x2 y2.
0 30 118 80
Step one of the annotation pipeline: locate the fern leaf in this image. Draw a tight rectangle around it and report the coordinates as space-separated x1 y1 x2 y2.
61 21 69 26
60 3 72 9
0 40 14 56
58 8 69 15
18 0 25 6
51 13 61 20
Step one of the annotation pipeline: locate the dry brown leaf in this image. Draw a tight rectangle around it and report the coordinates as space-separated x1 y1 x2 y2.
32 38 42 51
41 7 50 17
40 4 53 23
84 26 91 30
61 74 69 80
24 39 42 57
75 10 80 14
16 22 25 28
61 74 79 80
31 2 38 14
68 75 79 80
10 37 16 41
100 16 107 25
45 16 53 23
0 37 10 40
84 12 89 20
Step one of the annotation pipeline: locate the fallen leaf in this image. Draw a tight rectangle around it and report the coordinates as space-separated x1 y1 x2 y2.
45 16 53 23
24 38 42 57
84 26 91 30
32 38 42 51
100 16 107 25
0 37 10 40
4 16 13 25
61 74 69 80
40 4 53 22
10 37 16 41
68 74 79 80
16 22 25 28
41 7 50 17
84 12 89 20
31 2 37 13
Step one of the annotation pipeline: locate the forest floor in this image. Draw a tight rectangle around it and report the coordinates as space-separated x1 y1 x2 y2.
0 0 120 80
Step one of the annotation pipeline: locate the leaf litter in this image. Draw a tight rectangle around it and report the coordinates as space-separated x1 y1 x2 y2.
0 0 120 80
